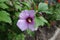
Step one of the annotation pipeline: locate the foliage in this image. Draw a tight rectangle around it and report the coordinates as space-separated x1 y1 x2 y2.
0 11 12 23
0 0 60 40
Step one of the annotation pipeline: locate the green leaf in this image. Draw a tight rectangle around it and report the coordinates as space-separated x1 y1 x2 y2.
16 2 20 5
55 8 60 20
38 3 48 11
15 4 22 11
21 2 31 9
35 17 44 29
56 15 60 20
35 16 48 28
26 30 35 36
39 16 48 23
35 17 44 26
15 34 25 40
0 0 9 2
56 12 60 20
0 11 12 23
0 3 9 9
42 11 52 14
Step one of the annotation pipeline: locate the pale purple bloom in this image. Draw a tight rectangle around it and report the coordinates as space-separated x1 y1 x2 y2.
17 10 35 31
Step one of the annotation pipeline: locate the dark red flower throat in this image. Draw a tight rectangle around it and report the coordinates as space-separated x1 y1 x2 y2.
26 17 32 23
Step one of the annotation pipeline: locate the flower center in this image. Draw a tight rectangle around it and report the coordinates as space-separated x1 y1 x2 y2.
26 17 32 23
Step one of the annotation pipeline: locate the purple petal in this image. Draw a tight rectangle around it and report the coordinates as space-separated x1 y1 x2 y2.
17 20 28 31
28 21 35 31
19 10 29 19
29 10 35 18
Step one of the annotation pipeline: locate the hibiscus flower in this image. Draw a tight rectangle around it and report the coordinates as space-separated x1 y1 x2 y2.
17 10 35 31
